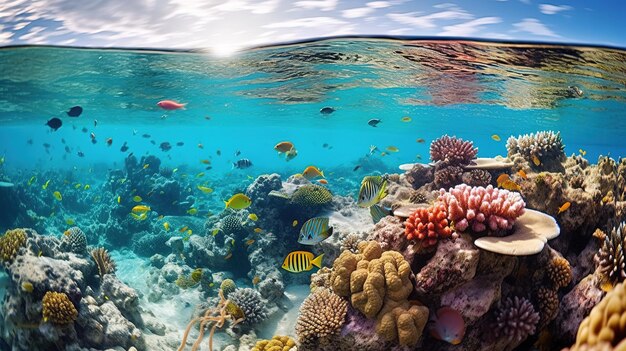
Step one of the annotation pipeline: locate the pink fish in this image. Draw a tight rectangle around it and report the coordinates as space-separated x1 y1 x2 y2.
157 100 186 110
430 306 466 345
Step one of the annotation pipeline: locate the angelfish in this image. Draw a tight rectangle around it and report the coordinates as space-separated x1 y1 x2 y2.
430 307 466 345
298 217 333 245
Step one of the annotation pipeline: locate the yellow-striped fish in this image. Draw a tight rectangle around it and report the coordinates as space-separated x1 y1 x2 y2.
281 251 324 273
370 204 391 224
357 175 387 208
28 176 36 186
132 205 151 213
298 217 333 245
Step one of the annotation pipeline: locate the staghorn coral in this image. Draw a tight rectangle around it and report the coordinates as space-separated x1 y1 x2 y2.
547 256 573 289
595 222 626 290
506 130 565 162
220 279 237 298
0 228 27 262
404 202 456 248
430 135 478 165
495 296 540 344
295 288 347 346
42 291 78 325
228 288 268 326
434 165 464 189
61 226 87 254
91 247 117 277
252 335 296 351
535 287 559 326
291 185 332 207
462 169 492 187
438 184 526 235
567 280 626 350
376 301 429 347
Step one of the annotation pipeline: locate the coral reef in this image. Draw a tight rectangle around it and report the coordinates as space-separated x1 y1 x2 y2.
595 222 626 290
252 335 297 351
376 300 429 347
290 184 333 208
228 288 268 326
461 169 492 187
0 228 27 262
91 247 117 277
434 165 464 189
430 135 478 165
405 164 434 189
506 130 565 163
61 226 88 254
42 291 78 324
404 202 455 249
296 288 348 348
547 256 573 289
220 279 237 298
494 296 540 344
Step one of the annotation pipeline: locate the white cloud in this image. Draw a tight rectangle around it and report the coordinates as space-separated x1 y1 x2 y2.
388 27 411 35
539 4 572 14
387 9 473 29
12 21 30 30
367 1 392 9
0 25 14 44
513 18 559 37
18 25 45 40
483 31 513 39
293 0 338 11
263 17 347 28
440 16 501 36
342 7 374 18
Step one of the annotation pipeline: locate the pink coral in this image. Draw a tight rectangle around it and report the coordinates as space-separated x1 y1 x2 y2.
438 184 525 235
429 135 478 165
404 203 455 248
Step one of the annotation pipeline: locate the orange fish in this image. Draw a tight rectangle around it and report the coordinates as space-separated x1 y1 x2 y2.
157 100 186 110
317 179 328 185
496 173 510 186
224 252 232 260
430 307 466 345
179 226 189 233
517 170 527 179
557 202 571 214
252 276 261 285
532 154 541 166
501 179 521 192
274 141 294 153
245 239 255 246
200 159 211 164
254 228 263 233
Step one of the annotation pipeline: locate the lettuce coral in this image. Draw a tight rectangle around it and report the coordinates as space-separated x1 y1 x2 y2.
42 291 78 325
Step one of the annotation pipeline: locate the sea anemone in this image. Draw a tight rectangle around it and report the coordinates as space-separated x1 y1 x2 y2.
296 288 348 346
228 288 268 326
495 296 540 344
430 135 478 165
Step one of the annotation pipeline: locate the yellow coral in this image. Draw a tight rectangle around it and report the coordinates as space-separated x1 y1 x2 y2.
252 335 297 351
295 288 347 346
42 291 78 324
220 278 237 297
568 280 626 350
291 185 332 207
547 256 572 289
376 301 429 347
0 228 27 262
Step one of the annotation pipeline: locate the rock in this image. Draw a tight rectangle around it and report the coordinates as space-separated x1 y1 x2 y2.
553 274 604 344
440 276 502 325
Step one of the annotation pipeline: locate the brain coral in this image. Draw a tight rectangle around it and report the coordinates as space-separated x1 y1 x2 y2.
62 227 87 254
438 184 525 235
291 184 332 207
229 288 268 326
404 203 455 248
495 296 540 344
376 301 429 347
430 135 478 165
42 291 78 324
506 130 565 162
295 288 348 346
252 335 296 351
595 222 626 290
567 280 626 350
0 228 27 262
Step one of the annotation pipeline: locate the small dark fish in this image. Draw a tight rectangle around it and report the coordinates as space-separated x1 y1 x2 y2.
128 152 134 158
142 134 151 138
43 143 51 148
45 117 62 131
233 158 253 169
120 142 129 152
94 120 98 127
217 149 221 156
353 165 361 171
176 142 184 146
322 143 329 148
320 107 335 115
205 166 212 170
72 125 77 130
61 138 66 144
368 119 381 127
77 151 84 157
150 140 156 145
64 146 71 153
27 139 33 145
91 139 97 144
81 127 88 133
235 150 241 156
106 138 112 146
159 142 172 152
66 106 83 117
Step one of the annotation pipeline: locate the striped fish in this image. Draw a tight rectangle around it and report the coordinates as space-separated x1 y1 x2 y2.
298 217 334 245
357 175 388 208
369 204 391 224
281 251 324 273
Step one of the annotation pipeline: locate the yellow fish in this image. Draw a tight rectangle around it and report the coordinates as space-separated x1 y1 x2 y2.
132 205 151 213
532 155 541 166
401 116 412 122
163 222 170 231
117 196 121 204
133 196 142 202
224 193 252 210
245 239 255 246
248 213 258 221
302 166 324 180
247 175 254 180
28 176 36 186
143 164 150 169
491 134 501 141
579 149 587 156
197 185 213 194
292 220 298 227
53 191 62 201
187 208 198 215
496 173 510 187
21 282 34 293
281 251 324 273
84 184 90 190
179 226 189 233
65 218 75 226
131 212 147 221
254 228 263 233
186 229 192 235
386 146 399 153
212 229 220 236
252 276 261 285
72 183 81 189
42 179 51 190
557 201 571 214
501 180 521 192
196 172 205 178
157 215 163 220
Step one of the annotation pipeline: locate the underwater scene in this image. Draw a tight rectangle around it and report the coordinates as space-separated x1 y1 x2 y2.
1 38 626 351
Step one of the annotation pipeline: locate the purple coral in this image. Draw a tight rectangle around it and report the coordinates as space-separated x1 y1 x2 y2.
430 135 478 165
406 164 434 189
461 169 492 187
434 165 463 189
438 184 525 234
495 296 540 343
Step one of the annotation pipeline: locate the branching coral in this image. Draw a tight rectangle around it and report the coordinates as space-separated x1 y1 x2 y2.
0 228 27 262
595 222 626 290
547 256 573 289
91 247 116 277
291 185 332 207
340 233 360 253
438 184 525 235
430 135 478 165
434 165 464 189
404 202 455 248
178 289 244 351
252 335 296 351
567 280 626 350
506 130 565 162
62 227 87 254
228 288 268 326
310 267 332 292
295 288 348 346
494 296 540 344
42 291 78 325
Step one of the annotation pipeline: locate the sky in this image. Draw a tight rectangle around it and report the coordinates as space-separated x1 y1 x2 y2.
0 0 624 56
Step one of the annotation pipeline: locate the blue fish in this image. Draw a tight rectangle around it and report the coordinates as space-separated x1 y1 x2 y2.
298 217 333 245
